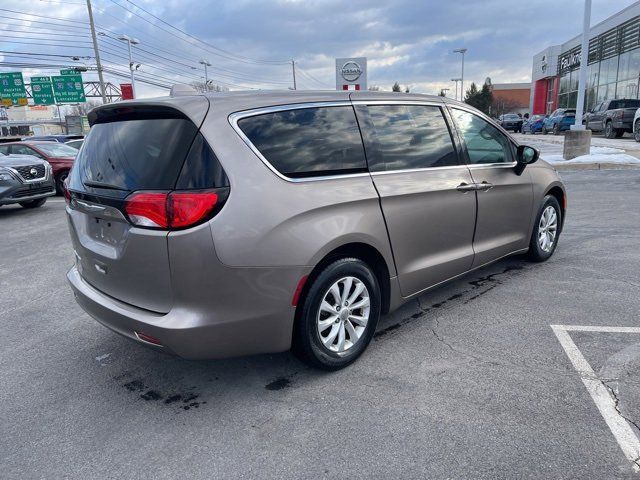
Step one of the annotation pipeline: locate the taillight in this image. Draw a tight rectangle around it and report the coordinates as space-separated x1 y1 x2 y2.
124 190 221 230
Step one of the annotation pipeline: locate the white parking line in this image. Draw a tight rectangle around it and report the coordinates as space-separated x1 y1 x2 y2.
551 324 640 472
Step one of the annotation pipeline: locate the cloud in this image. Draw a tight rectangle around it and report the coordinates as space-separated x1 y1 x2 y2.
1 0 637 98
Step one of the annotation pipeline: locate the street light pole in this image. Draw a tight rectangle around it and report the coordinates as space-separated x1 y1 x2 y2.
572 0 592 131
451 77 462 101
85 0 106 103
291 59 297 90
454 48 467 101
199 59 211 91
117 34 140 98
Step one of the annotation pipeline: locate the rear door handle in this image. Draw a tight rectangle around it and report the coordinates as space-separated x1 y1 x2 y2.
456 182 477 193
476 181 494 192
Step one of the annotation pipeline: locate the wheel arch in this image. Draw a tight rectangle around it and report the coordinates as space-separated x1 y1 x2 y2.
296 242 392 317
545 185 566 231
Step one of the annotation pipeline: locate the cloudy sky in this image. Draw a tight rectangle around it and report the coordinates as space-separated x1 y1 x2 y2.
1 0 638 99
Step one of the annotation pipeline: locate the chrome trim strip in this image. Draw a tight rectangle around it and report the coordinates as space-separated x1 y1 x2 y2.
467 162 518 169
229 102 372 183
350 99 444 107
370 164 470 176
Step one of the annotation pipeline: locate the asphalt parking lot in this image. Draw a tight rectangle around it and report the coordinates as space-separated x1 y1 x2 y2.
2 168 640 479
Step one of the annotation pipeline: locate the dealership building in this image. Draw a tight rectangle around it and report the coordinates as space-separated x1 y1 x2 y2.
530 2 640 115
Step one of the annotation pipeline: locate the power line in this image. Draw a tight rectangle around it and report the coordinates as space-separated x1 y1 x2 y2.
114 0 289 65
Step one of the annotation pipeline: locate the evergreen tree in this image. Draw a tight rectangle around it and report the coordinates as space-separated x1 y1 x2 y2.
464 81 493 115
392 82 401 92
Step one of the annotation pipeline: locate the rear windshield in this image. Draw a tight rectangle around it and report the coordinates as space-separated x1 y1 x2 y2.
70 118 198 191
237 106 367 178
504 114 520 120
35 143 78 157
609 100 640 109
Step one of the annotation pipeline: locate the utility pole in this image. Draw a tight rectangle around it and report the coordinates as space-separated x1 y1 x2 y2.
454 48 467 101
572 0 591 130
85 0 107 103
291 59 297 90
199 59 211 91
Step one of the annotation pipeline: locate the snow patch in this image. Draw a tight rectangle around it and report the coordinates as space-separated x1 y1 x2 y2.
543 153 640 165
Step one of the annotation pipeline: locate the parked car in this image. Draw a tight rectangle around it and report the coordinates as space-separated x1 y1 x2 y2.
65 139 84 150
0 141 77 194
65 91 566 370
0 152 56 208
498 113 523 132
632 108 640 142
542 108 575 134
22 134 84 143
522 114 546 134
583 99 640 138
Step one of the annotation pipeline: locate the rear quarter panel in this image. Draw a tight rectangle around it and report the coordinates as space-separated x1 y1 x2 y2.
198 107 396 273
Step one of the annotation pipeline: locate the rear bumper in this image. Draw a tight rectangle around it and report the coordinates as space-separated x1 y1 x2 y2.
612 120 633 131
67 263 309 360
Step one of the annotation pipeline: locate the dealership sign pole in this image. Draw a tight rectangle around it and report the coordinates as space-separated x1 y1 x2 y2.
572 0 591 131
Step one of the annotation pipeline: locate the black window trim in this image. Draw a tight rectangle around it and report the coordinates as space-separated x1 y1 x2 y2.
229 101 371 183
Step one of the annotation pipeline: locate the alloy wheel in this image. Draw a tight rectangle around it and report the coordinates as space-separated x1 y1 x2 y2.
317 276 370 354
538 205 558 253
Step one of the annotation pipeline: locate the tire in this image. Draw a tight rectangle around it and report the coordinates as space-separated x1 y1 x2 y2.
292 258 381 370
604 121 616 139
55 171 68 195
634 121 640 142
527 195 562 263
542 126 547 135
552 123 560 135
615 129 624 138
19 198 47 209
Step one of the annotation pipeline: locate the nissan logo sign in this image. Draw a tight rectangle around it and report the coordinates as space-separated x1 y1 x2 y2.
29 168 38 176
340 62 363 82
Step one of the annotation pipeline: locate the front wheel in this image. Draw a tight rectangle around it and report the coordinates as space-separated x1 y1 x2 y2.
552 123 560 135
634 121 640 142
55 171 68 195
528 195 562 262
19 198 47 209
542 126 547 135
292 258 381 370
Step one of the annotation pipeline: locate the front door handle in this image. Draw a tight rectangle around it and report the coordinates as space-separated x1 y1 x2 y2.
456 182 477 193
476 181 494 192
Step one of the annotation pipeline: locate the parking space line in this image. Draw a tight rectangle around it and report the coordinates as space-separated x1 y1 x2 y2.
551 324 640 471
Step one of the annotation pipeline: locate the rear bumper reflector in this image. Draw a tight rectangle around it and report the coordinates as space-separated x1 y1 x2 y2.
134 331 163 346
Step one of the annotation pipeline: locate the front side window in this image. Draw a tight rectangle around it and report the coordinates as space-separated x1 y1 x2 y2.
237 106 367 178
451 109 513 165
359 104 458 171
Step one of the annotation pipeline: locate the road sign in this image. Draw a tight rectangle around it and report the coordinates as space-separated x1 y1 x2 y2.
51 73 86 103
59 69 80 76
0 72 28 106
120 83 134 100
30 76 56 105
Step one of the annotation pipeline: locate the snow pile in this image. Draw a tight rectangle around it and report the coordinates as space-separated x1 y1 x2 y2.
543 152 640 165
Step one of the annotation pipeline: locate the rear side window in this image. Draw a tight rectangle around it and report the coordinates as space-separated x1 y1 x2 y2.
358 104 458 172
237 106 367 178
70 118 199 192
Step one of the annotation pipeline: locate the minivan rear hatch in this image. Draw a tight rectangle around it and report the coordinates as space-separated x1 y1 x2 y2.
66 98 210 313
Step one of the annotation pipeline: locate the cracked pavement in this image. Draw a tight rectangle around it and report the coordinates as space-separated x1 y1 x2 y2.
2 168 640 479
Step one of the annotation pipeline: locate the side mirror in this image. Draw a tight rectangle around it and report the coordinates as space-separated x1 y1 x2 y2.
515 145 539 175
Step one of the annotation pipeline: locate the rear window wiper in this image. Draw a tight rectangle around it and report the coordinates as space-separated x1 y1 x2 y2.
83 180 128 191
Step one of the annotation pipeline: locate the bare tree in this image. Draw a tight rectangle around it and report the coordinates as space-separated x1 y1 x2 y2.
67 100 101 116
368 85 380 91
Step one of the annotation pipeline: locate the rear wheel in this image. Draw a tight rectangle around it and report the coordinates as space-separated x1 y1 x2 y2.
542 126 547 135
634 121 640 142
293 258 381 370
527 195 561 262
615 129 624 138
604 121 616 139
552 123 560 135
19 198 46 209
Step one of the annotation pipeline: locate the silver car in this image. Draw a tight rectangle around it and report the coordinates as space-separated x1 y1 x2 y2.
66 90 565 370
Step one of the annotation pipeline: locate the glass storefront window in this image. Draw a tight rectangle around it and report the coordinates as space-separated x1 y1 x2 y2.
616 79 638 99
600 56 619 85
569 69 579 91
559 74 569 95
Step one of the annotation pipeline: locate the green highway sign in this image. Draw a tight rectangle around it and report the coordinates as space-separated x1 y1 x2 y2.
51 73 86 103
30 76 55 105
0 72 27 106
59 69 80 76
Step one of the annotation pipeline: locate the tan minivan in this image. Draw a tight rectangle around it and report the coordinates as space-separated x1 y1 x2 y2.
66 90 565 370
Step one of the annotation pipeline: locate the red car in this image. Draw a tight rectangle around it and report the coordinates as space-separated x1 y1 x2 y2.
0 141 77 194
